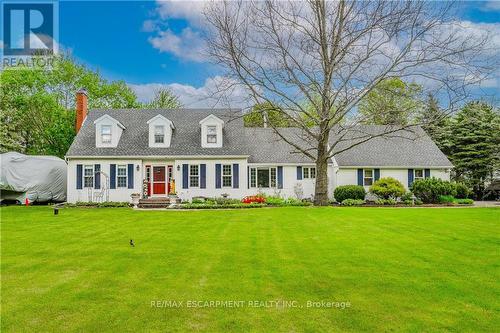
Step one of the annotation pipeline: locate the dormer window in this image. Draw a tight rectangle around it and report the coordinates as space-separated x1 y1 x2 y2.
147 115 174 147
101 125 112 143
199 114 224 148
207 125 217 143
154 125 165 144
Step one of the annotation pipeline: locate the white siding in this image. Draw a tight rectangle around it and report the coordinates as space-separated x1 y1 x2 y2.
67 159 143 203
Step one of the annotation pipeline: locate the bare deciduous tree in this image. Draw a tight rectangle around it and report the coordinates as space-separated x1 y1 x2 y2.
203 0 497 205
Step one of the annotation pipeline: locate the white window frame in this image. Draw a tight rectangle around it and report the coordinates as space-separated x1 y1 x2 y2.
189 164 200 188
249 167 277 188
101 125 112 144
207 125 217 144
84 165 94 188
414 169 424 181
222 164 232 187
117 165 128 188
154 125 165 144
303 167 316 179
363 169 374 186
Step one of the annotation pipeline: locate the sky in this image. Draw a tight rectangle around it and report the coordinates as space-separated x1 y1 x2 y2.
54 1 500 106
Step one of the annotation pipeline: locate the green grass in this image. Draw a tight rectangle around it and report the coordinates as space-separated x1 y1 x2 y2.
1 206 499 332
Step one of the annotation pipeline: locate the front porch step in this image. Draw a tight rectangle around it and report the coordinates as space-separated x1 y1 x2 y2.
137 197 181 209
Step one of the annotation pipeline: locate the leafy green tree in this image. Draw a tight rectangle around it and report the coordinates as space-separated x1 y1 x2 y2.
417 93 452 152
359 78 424 125
445 101 500 198
145 88 182 109
244 102 291 127
0 54 140 157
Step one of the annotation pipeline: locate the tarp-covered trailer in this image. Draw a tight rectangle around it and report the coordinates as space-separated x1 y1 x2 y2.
0 152 67 203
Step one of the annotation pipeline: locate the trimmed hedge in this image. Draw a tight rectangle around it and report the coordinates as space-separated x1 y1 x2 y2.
334 185 366 203
411 178 457 204
182 203 266 209
369 177 405 199
341 199 365 206
66 202 131 208
375 198 397 205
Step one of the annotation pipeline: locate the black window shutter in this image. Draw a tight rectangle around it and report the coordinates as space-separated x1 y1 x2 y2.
277 166 283 189
110 164 116 189
182 164 189 189
200 164 206 189
128 164 134 189
374 168 380 181
408 169 414 188
94 164 101 189
424 169 430 178
296 166 302 180
215 164 221 188
357 169 363 186
232 164 239 188
76 164 83 189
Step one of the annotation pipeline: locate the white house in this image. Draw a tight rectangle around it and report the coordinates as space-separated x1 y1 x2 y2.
65 90 452 203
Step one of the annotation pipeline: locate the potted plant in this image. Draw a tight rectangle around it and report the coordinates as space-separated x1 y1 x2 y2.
130 193 141 208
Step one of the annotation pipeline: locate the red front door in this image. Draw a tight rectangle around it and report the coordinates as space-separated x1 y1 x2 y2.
153 166 166 194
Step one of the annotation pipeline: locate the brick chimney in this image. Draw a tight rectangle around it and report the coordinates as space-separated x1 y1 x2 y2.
75 89 88 132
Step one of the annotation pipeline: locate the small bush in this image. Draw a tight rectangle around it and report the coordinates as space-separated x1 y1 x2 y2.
265 196 286 206
69 201 131 208
375 198 397 205
403 199 413 206
401 192 413 202
369 177 406 199
438 195 456 204
341 199 365 206
454 182 472 199
334 185 366 203
455 198 474 205
415 199 423 205
411 178 457 204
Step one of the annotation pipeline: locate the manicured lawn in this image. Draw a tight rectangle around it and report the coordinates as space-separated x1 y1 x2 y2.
1 206 499 332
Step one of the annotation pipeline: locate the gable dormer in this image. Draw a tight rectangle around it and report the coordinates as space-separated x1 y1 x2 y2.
147 114 174 148
94 114 125 148
199 114 224 148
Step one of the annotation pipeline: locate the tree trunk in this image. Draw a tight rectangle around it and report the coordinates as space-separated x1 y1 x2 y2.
314 132 330 206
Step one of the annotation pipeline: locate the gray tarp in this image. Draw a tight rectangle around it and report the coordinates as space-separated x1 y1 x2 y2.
0 152 67 203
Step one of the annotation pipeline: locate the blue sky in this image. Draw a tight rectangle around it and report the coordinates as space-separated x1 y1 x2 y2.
56 1 500 106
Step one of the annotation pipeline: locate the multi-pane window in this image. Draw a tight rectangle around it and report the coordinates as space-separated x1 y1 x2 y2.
189 165 199 187
222 164 232 187
207 125 217 143
249 167 277 188
154 125 165 143
363 169 373 186
303 167 316 179
270 167 277 187
101 125 111 143
250 168 257 188
414 169 424 181
84 165 94 188
117 165 127 188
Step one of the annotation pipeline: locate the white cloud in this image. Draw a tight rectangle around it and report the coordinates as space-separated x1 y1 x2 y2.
481 1 500 12
148 27 205 62
142 20 157 32
155 0 206 27
128 76 253 108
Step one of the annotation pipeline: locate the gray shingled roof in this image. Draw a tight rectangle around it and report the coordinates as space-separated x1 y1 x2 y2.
66 109 250 157
329 125 453 167
66 109 452 167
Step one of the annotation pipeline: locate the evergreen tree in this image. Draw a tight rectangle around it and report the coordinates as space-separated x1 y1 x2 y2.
418 93 451 152
446 101 500 198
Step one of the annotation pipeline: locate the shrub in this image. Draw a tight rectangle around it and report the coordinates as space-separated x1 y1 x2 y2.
415 199 423 205
401 192 413 202
334 185 365 203
454 182 472 199
411 178 457 204
455 198 474 205
265 196 286 206
68 201 131 208
438 195 455 204
369 177 406 199
375 198 397 205
341 199 365 206
403 199 413 206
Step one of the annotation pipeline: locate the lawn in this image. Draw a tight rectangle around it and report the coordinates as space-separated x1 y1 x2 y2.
1 206 499 332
